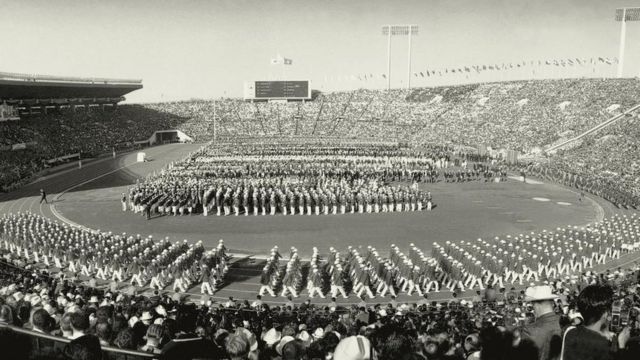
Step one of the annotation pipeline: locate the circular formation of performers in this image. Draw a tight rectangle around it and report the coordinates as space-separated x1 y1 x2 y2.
1 211 637 301
126 141 506 219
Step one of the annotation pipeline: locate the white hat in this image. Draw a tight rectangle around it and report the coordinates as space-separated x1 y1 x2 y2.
297 330 312 346
30 295 42 307
334 335 373 360
140 311 153 322
155 305 167 317
276 336 295 355
524 285 558 302
128 316 139 327
312 327 324 340
262 328 282 346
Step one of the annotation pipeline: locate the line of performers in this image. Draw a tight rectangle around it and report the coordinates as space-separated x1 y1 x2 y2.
0 212 230 295
257 244 440 299
200 183 433 217
432 213 639 292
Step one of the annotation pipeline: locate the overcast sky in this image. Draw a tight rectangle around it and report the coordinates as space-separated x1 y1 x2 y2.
1 0 638 103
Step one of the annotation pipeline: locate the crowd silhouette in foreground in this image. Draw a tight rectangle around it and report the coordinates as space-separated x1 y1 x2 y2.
1 256 640 360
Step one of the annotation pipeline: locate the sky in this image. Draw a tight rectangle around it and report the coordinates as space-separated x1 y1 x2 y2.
1 0 639 103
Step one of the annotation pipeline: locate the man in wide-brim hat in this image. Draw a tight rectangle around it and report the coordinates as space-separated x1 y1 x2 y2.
519 285 562 360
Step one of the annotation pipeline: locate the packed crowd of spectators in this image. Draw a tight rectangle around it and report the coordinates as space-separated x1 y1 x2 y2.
517 112 640 208
3 78 640 194
0 105 196 191
1 244 640 360
0 194 639 359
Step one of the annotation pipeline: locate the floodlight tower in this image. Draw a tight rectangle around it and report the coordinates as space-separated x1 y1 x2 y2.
382 25 419 90
615 7 640 78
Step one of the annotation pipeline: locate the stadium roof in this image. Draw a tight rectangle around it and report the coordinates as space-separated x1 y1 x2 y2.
0 71 142 103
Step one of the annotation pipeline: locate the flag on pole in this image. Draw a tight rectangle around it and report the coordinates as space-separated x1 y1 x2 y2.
270 54 282 65
271 54 293 65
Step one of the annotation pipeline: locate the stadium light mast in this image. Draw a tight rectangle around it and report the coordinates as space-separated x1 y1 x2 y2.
615 7 640 78
382 25 419 90
213 99 217 142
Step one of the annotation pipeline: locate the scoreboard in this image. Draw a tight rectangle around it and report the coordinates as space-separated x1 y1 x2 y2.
244 81 310 100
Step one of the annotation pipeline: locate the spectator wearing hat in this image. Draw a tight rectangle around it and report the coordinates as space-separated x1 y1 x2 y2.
333 335 376 360
140 311 154 326
519 285 562 360
276 335 296 357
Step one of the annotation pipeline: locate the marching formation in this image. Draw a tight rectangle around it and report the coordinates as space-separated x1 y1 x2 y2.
0 212 230 295
257 213 639 299
522 163 640 209
126 141 506 219
0 211 637 302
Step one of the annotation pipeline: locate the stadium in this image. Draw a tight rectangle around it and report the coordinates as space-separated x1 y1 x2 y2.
1 1 640 360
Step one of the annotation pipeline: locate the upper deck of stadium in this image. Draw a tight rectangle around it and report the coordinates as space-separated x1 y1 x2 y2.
0 71 142 104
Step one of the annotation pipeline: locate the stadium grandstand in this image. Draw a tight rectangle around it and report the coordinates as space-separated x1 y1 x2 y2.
2 1 640 360
0 71 142 116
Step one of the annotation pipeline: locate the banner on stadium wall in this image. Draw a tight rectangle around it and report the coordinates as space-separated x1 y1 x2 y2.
46 153 80 164
9 141 37 151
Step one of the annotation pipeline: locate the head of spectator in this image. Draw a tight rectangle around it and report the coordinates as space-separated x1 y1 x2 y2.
225 333 251 360
114 328 136 350
464 333 481 359
333 335 375 360
378 331 413 360
95 321 112 347
60 312 74 339
95 306 112 324
577 284 614 331
524 285 558 318
0 304 14 325
31 308 52 333
63 333 102 360
140 324 164 353
282 339 306 360
70 312 90 339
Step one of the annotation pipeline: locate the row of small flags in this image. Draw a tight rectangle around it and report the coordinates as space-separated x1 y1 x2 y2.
326 57 619 82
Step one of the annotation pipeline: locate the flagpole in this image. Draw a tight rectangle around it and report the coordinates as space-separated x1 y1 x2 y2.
387 28 392 90
618 8 627 78
213 99 217 143
407 28 412 89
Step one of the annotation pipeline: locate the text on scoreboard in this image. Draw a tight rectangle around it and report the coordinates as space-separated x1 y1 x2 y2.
251 81 310 99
